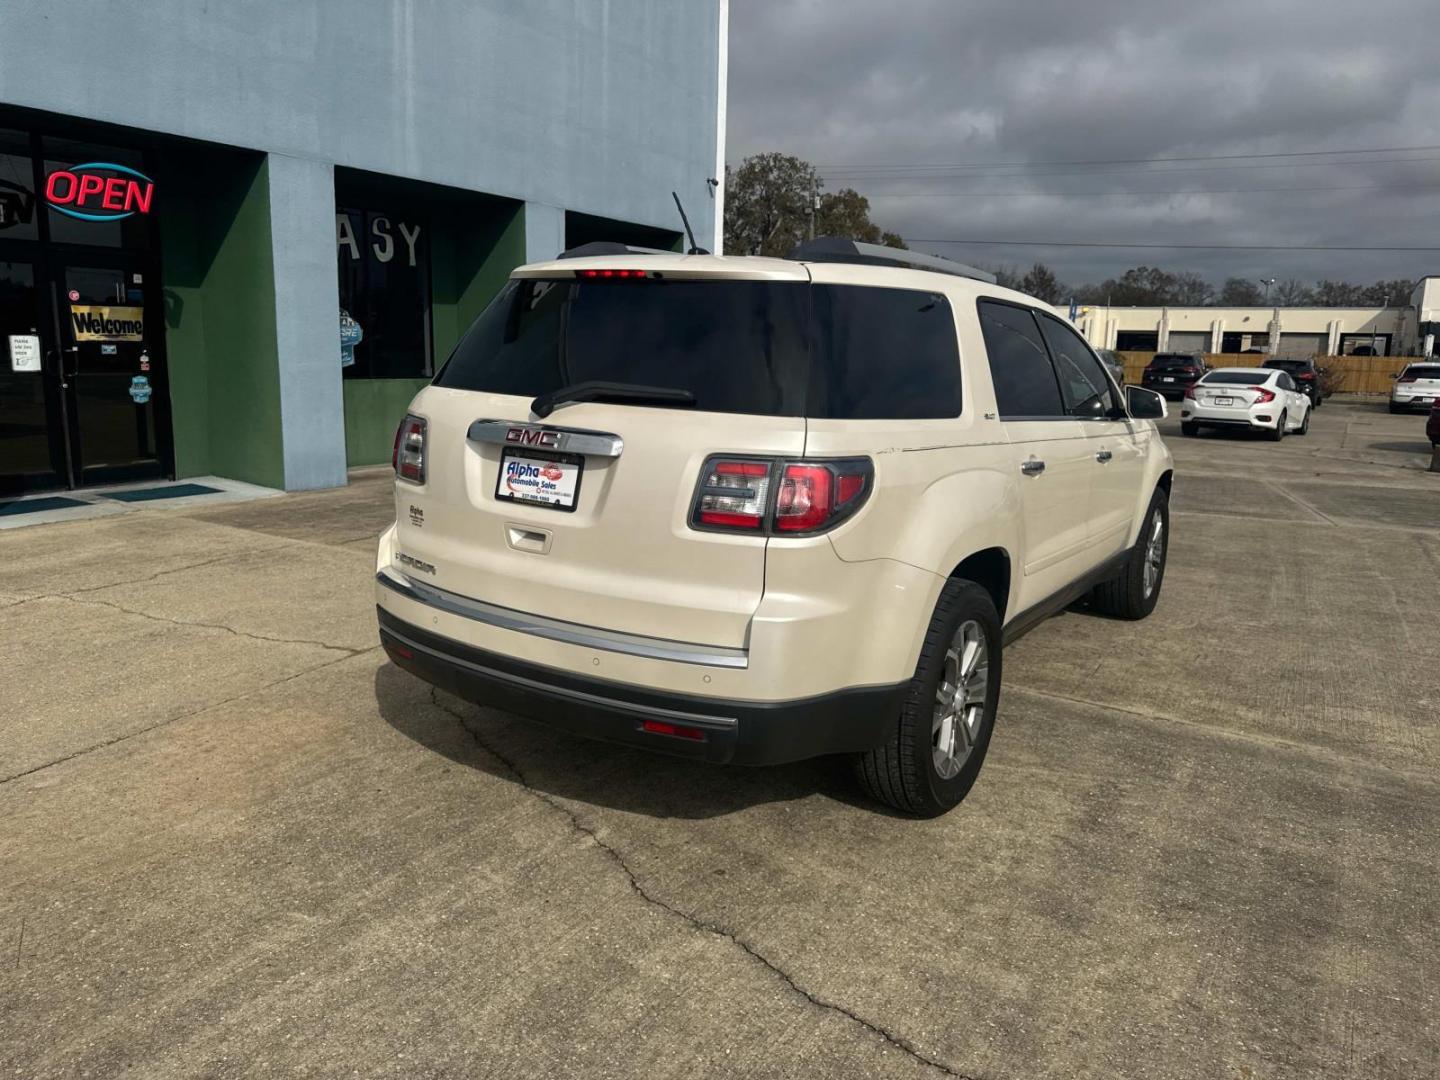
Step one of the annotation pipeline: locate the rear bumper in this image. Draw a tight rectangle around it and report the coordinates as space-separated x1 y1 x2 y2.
379 607 905 765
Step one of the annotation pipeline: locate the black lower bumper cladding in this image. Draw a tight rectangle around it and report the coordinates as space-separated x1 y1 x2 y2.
377 607 904 765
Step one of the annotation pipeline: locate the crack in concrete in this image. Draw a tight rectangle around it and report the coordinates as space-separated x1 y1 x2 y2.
428 687 979 1080
0 647 380 786
12 591 363 656
0 546 293 613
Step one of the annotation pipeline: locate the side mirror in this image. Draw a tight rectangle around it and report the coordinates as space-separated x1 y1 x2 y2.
1125 385 1167 420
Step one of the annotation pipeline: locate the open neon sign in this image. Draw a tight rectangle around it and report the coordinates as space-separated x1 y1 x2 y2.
45 162 154 222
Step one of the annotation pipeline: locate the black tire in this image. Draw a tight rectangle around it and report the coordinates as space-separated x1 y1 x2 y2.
1269 411 1286 441
853 579 1002 817
1088 488 1169 621
1180 421 1199 437
1389 403 1401 414
1297 407 1310 435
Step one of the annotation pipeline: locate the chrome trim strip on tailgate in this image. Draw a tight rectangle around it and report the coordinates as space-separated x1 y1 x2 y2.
467 420 624 458
377 567 749 669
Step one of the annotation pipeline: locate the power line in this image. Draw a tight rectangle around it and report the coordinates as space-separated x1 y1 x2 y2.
869 182 1440 199
906 238 1440 252
817 155 1440 181
817 143 1440 172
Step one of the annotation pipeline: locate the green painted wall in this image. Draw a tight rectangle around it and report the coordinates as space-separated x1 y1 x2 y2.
341 193 525 467
342 378 428 465
159 152 284 488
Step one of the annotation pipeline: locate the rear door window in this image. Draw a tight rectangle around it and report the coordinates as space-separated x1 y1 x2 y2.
977 300 1065 417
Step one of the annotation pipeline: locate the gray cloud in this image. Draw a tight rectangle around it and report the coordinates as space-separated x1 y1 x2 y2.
727 0 1440 289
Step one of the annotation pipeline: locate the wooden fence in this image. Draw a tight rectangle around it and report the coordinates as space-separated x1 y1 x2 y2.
1114 352 1419 394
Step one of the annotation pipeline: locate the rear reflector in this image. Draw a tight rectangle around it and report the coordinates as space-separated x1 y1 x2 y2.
394 414 427 484
641 719 705 741
386 641 414 660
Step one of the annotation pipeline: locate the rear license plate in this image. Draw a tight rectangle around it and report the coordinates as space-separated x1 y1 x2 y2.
1214 396 1235 405
1163 376 1175 382
496 449 583 512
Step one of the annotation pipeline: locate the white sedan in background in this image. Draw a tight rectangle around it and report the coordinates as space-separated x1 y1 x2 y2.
1180 367 1311 441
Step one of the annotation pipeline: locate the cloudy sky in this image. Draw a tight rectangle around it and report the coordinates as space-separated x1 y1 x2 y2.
726 0 1440 291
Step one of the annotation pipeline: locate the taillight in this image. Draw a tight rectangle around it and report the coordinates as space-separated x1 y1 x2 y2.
1181 366 1197 376
1298 371 1315 380
1183 385 1197 400
695 459 771 530
1250 387 1276 405
691 456 872 534
393 414 426 484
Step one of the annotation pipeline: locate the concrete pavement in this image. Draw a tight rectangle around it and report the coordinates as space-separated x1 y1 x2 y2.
2 401 1437 1078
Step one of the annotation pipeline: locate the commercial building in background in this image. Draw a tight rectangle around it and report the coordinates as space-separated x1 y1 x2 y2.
0 1 728 496
1072 277 1440 358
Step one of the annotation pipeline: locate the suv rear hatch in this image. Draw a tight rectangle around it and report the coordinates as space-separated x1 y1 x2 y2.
395 264 811 649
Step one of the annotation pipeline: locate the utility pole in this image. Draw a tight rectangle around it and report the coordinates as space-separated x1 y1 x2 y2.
806 183 819 241
1259 278 1276 304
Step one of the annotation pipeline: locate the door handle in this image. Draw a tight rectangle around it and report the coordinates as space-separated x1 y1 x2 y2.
1096 450 1113 463
1020 459 1046 476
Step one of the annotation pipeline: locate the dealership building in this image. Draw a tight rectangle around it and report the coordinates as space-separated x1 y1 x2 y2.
1071 278 1440 358
0 1 727 496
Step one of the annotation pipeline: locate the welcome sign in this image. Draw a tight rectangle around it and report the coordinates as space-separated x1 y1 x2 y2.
71 305 144 341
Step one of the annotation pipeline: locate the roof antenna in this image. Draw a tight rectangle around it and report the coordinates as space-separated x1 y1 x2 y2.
672 191 709 255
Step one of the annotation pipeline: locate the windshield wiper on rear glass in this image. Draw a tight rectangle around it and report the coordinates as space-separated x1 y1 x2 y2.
530 381 697 418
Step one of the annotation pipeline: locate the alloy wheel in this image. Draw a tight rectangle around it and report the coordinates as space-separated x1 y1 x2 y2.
1143 512 1165 598
932 619 989 779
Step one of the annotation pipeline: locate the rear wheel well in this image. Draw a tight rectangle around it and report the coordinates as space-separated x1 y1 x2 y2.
950 548 1010 621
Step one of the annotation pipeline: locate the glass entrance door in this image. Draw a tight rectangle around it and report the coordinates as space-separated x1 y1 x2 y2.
52 262 168 487
1 259 67 494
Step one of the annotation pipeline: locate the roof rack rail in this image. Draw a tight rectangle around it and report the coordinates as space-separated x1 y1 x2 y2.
556 241 673 260
785 237 997 285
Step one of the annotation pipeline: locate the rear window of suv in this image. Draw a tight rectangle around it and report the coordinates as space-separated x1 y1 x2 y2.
435 277 962 419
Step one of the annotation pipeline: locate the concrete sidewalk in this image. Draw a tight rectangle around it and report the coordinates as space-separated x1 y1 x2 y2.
2 406 1437 1078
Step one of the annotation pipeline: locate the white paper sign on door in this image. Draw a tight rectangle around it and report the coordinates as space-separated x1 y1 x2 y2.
8 334 41 373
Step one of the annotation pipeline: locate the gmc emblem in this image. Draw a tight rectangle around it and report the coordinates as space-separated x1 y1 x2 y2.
505 426 560 449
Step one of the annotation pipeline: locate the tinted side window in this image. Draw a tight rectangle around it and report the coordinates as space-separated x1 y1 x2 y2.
1037 314 1118 418
1278 373 1295 391
977 301 1064 417
810 285 961 419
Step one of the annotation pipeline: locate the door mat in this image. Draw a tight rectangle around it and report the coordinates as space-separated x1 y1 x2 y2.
0 496 90 517
104 483 223 503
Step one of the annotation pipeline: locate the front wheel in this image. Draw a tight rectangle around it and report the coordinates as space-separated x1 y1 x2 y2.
853 579 1002 817
1088 488 1169 620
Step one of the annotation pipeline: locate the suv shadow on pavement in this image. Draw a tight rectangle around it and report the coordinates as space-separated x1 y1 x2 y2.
373 663 904 820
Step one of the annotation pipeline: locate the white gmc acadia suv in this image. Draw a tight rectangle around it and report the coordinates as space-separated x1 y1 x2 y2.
376 239 1174 817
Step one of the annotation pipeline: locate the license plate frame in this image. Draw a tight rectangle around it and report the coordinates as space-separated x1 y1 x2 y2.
495 448 584 512
1214 396 1235 405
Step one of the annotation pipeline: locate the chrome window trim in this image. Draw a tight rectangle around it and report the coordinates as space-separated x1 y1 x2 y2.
467 420 624 458
377 566 749 669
